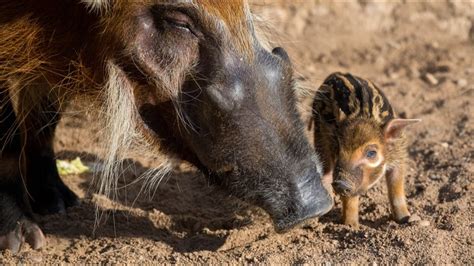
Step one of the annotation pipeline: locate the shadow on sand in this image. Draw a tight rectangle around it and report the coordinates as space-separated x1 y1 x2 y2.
38 150 255 253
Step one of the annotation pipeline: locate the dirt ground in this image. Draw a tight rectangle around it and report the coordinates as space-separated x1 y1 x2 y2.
1 0 473 264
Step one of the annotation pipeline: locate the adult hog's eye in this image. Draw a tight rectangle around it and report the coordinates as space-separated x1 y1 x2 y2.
366 150 377 159
163 11 194 34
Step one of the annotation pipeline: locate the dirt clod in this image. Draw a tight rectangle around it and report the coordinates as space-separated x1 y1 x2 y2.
418 220 431 227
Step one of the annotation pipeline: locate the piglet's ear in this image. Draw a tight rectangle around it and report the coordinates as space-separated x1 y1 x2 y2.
384 118 421 141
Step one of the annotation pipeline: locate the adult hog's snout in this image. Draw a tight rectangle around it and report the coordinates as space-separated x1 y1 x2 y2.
170 46 334 231
270 167 334 232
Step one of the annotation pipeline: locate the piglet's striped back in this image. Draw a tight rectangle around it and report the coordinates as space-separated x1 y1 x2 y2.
312 72 394 127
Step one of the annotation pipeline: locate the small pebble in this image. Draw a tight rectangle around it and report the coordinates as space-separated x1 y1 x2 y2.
408 215 430 227
423 73 439 85
429 175 442 181
389 71 400 79
441 142 449 148
456 79 468 88
26 253 43 263
408 214 422 223
418 220 430 227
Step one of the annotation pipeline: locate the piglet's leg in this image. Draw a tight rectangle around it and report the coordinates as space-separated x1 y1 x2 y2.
341 195 359 228
386 167 410 222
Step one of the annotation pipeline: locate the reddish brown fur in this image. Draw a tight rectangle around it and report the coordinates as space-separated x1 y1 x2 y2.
198 0 252 55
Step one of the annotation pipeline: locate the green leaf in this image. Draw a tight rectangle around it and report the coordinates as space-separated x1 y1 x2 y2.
56 157 90 175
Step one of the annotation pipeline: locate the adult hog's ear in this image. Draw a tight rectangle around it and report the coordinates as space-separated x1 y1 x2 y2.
384 118 421 141
272 47 291 65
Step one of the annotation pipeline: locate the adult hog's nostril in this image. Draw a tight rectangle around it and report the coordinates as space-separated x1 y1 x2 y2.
272 47 290 63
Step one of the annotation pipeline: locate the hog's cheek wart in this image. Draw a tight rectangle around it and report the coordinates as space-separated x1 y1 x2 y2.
230 81 244 106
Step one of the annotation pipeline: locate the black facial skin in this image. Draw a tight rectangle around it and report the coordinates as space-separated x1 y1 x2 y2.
135 4 333 231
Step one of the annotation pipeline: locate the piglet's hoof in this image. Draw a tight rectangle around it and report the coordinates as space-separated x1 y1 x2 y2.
343 220 360 229
396 214 412 224
0 219 45 253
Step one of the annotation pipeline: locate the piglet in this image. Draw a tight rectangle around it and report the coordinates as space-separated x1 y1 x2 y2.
310 72 420 228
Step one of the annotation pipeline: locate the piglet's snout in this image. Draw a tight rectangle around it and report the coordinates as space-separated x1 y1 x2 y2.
333 180 352 195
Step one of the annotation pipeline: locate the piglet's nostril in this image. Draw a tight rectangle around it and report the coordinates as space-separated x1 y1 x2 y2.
333 180 352 195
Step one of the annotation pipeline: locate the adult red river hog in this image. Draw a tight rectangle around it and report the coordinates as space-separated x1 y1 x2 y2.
0 0 333 252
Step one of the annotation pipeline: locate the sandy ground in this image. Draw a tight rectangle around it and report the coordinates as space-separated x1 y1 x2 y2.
1 1 473 264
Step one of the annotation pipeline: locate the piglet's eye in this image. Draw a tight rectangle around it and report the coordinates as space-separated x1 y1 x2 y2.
366 150 377 159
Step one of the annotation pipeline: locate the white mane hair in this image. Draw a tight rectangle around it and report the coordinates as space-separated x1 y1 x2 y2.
93 62 174 227
90 1 320 227
81 0 110 12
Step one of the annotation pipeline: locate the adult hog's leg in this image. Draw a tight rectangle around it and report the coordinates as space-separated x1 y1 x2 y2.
0 86 45 252
341 195 359 228
18 87 78 215
386 167 410 222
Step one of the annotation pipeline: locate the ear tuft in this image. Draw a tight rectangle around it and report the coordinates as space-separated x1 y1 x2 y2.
81 0 110 12
384 118 421 140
